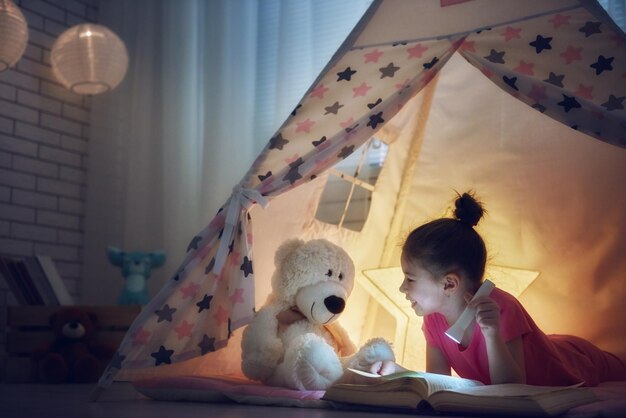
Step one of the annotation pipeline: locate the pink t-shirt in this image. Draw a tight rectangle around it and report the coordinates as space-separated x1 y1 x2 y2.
422 288 626 386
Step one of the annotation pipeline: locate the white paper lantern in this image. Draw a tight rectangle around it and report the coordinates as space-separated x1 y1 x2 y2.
51 24 129 95
0 0 29 72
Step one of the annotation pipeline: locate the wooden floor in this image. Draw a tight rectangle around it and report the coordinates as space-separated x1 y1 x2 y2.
0 382 423 418
3 381 626 418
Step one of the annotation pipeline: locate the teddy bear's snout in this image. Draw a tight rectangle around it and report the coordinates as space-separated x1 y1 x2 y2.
61 321 86 339
324 295 345 314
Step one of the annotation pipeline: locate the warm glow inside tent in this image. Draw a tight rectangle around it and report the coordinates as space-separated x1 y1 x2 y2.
96 0 626 389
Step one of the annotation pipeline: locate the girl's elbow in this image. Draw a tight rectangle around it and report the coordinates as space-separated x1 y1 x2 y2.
490 368 526 385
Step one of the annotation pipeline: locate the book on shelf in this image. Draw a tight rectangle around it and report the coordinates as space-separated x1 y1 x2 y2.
1 257 42 305
322 368 598 417
0 257 28 305
33 255 73 305
14 259 45 305
0 254 73 306
23 256 66 305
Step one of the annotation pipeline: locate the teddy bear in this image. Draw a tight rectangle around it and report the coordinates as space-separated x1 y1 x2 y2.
33 307 116 383
241 238 395 390
107 246 166 305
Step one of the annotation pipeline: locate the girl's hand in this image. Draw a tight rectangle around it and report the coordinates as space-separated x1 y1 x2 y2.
466 294 501 339
368 360 403 376
276 307 305 332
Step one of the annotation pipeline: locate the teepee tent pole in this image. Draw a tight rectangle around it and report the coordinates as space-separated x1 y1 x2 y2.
380 74 440 267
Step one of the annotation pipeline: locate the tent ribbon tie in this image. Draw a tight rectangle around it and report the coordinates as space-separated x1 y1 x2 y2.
213 185 269 274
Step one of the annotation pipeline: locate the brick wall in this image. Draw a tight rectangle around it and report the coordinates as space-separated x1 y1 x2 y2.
0 0 99 309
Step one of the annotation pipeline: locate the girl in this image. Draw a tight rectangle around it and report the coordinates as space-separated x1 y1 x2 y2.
368 192 626 386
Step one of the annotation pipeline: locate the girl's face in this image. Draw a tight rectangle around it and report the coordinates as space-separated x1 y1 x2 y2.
399 256 447 317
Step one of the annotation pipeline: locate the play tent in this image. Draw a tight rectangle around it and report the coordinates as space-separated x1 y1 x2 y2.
96 0 626 390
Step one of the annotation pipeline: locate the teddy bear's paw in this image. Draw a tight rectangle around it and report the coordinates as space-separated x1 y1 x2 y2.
289 335 343 390
40 353 68 384
347 338 395 370
242 352 282 382
74 354 102 383
241 334 284 382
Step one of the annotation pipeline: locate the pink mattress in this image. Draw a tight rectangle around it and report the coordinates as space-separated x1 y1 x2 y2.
133 375 626 416
133 374 328 408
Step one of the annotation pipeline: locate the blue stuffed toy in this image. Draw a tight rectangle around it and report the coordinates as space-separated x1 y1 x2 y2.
107 246 166 305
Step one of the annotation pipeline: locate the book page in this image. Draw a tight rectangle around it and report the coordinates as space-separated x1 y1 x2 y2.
346 368 382 378
346 368 482 395
414 371 483 394
434 382 583 397
426 383 596 416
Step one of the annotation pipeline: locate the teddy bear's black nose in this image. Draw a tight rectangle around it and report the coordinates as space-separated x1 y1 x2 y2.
324 295 345 314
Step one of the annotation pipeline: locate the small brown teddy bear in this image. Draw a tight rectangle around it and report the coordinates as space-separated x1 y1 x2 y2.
33 307 116 383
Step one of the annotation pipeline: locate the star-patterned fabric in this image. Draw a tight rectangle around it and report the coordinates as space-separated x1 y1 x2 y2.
97 1 625 389
458 7 625 147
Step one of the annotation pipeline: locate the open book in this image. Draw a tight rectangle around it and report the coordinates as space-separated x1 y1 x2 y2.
322 369 598 416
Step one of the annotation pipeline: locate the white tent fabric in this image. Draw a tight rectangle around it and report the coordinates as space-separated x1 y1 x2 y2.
96 0 626 389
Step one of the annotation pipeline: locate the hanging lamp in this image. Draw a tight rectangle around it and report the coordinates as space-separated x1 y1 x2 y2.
0 0 29 72
51 23 129 95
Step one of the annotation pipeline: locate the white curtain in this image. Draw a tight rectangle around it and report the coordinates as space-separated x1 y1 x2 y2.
598 0 626 29
81 0 371 304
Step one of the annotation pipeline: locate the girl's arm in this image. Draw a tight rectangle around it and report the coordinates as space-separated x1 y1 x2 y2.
485 334 526 384
426 344 451 375
471 296 526 384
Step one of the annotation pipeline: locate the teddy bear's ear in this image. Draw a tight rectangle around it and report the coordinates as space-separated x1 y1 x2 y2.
149 250 166 268
274 239 304 267
107 246 125 266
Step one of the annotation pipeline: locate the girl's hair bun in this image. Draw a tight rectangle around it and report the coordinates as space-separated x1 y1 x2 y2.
453 191 485 227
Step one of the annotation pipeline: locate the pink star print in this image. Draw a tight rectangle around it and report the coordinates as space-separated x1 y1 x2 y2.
459 40 476 53
230 251 241 266
364 49 383 63
481 67 494 78
528 84 547 102
180 282 200 299
296 118 315 133
246 232 253 245
174 320 194 339
209 212 226 230
560 46 582 64
501 26 522 42
576 84 594 100
591 110 605 120
317 138 333 151
610 34 625 47
284 154 300 165
340 117 354 129
213 306 229 325
407 43 428 59
310 84 329 99
395 78 411 91
514 60 534 76
314 156 334 172
196 244 213 264
132 327 151 346
230 288 245 304
260 180 275 196
352 82 371 97
549 14 570 28
421 70 437 85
